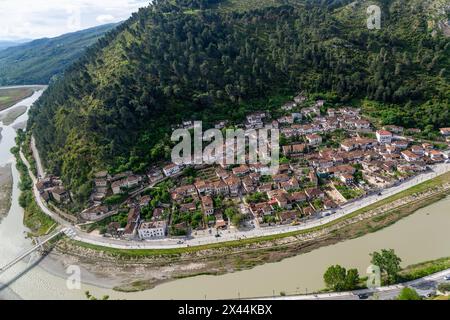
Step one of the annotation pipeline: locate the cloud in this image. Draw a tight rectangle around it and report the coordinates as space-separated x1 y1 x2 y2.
0 0 150 40
96 14 115 24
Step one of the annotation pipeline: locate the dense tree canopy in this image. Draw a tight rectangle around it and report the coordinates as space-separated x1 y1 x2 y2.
323 264 360 291
28 0 450 204
396 287 422 300
371 249 402 284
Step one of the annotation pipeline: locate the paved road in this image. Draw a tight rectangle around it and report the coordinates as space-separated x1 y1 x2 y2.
256 268 450 300
30 136 45 178
20 151 71 227
22 141 450 249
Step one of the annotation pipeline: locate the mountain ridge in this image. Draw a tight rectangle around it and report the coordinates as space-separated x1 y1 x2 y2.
0 23 119 85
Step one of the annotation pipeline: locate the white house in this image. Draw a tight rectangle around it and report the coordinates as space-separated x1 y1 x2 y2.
440 128 450 136
282 101 297 111
392 140 409 150
294 94 307 104
315 100 325 108
401 150 420 162
138 221 167 240
126 175 142 188
411 145 425 156
94 178 108 187
201 196 215 215
306 134 322 146
163 163 183 176
428 150 447 161
355 120 371 130
111 179 128 194
376 130 393 144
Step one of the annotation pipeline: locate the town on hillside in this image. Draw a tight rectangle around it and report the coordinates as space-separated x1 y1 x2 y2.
35 94 450 242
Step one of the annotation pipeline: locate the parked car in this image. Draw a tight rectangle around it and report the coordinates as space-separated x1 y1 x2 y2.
358 293 369 300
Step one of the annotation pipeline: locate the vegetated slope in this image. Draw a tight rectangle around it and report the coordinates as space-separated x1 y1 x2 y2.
0 23 119 85
28 0 449 204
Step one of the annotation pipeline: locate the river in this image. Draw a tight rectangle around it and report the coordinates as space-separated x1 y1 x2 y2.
0 89 449 300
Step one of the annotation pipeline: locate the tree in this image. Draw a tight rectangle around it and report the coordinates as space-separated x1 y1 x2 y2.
224 207 237 220
344 268 360 291
396 288 421 300
323 265 360 292
231 213 244 228
437 283 450 294
85 291 110 300
370 249 402 284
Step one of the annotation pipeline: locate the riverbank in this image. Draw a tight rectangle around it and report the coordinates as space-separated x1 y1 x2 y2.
49 173 450 293
0 87 40 112
0 106 28 126
11 136 54 237
0 164 13 220
400 256 450 282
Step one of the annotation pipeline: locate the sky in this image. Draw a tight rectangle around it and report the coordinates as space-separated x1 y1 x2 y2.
0 0 150 40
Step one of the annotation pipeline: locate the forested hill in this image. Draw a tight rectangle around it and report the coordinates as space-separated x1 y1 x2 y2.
0 23 118 85
28 0 450 204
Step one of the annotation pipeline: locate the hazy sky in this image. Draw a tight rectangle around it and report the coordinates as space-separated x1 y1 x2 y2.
0 0 150 40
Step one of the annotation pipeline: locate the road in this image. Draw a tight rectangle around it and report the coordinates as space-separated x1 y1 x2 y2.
20 151 71 228
30 136 45 178
255 268 450 300
20 141 450 250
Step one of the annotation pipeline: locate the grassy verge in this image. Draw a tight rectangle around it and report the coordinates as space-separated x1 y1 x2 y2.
21 132 38 176
0 164 13 218
11 133 54 236
69 171 450 257
399 256 450 282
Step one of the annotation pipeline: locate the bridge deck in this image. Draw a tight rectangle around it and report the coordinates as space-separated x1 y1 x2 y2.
0 229 65 275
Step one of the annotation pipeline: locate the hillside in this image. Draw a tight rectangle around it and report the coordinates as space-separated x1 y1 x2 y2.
28 0 450 204
0 23 118 85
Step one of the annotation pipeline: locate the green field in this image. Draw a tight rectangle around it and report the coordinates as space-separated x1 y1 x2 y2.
0 87 36 111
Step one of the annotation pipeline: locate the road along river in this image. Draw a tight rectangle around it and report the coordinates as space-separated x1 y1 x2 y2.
0 89 449 300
